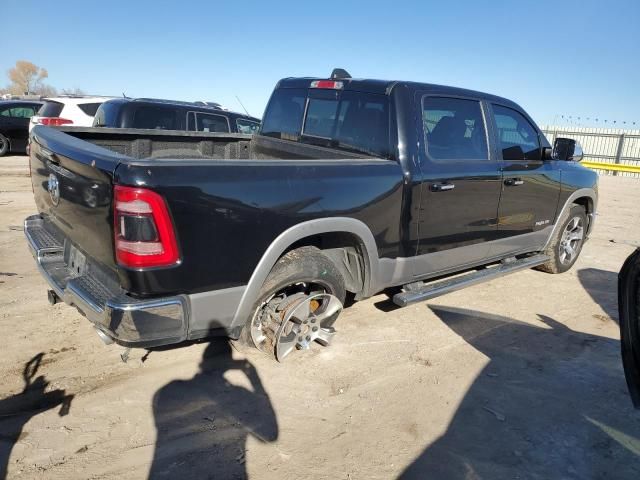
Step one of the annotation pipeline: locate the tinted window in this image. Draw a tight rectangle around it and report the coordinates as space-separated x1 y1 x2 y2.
236 118 260 134
423 97 488 160
331 92 389 157
133 106 178 130
196 113 229 133
77 102 102 116
261 88 306 138
304 96 339 138
492 105 541 160
93 101 120 127
38 101 64 117
262 87 390 158
0 106 38 118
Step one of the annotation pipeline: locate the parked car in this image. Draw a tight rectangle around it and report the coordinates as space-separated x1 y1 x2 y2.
0 100 42 156
24 69 597 362
92 97 261 134
29 96 115 131
619 248 640 409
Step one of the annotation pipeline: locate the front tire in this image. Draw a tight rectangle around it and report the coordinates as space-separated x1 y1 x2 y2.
536 204 587 274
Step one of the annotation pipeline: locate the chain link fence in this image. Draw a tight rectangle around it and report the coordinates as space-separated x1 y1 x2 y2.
541 126 640 178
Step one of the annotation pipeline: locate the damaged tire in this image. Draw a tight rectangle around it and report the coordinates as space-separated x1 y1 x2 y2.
241 246 346 361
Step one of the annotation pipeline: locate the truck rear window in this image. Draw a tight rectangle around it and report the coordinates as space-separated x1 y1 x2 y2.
261 87 390 158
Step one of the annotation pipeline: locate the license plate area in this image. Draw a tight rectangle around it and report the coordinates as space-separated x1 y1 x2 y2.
65 243 88 277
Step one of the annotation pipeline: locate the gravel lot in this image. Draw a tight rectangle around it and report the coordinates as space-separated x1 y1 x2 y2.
1 154 639 479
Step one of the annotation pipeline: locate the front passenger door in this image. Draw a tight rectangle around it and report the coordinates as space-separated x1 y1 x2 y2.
490 104 561 255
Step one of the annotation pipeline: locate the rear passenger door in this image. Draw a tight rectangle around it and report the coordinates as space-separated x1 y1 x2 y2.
416 95 502 271
489 104 561 254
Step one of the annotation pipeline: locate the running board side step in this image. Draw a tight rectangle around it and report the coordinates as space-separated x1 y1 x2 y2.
392 254 550 307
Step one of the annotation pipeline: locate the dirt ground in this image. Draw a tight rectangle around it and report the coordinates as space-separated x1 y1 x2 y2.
1 154 639 479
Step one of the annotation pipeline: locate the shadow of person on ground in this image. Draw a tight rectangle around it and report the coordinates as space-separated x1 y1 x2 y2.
577 267 619 323
0 353 73 480
148 338 278 480
400 307 640 480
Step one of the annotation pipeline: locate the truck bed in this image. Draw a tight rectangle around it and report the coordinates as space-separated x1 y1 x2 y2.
55 127 371 161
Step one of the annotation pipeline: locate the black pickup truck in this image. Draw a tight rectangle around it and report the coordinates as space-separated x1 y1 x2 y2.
25 69 597 361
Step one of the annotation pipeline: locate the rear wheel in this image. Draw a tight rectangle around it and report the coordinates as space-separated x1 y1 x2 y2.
243 246 346 362
0 134 9 157
536 204 587 274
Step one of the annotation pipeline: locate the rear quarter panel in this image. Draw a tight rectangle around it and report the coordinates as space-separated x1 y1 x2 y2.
115 159 404 295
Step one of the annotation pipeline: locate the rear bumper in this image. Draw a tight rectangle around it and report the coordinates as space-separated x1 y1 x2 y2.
24 215 189 348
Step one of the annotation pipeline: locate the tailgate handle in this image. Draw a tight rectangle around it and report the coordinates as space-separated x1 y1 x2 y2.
430 182 455 192
40 147 60 164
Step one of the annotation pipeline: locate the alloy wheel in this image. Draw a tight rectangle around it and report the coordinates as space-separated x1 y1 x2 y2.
251 282 343 361
558 216 584 265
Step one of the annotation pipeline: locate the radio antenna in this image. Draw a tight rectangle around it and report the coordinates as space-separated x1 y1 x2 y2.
235 95 250 116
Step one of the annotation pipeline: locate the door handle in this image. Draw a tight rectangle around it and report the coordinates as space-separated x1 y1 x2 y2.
430 182 455 192
504 178 524 186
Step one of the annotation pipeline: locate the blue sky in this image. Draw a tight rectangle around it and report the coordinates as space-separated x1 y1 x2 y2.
3 0 639 127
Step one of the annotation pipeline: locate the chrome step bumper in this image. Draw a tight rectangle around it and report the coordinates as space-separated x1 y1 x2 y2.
393 254 550 307
24 215 188 347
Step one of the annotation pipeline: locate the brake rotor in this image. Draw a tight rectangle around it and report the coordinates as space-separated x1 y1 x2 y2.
251 292 343 362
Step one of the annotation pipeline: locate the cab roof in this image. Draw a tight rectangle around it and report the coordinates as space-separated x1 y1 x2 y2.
276 76 521 110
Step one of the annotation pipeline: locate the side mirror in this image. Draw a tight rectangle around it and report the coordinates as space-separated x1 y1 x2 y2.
552 137 584 162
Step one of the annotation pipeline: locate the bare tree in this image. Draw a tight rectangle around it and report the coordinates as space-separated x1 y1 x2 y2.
38 85 58 97
6 60 55 96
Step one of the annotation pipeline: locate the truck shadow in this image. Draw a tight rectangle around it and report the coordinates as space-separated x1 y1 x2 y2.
0 353 73 480
399 307 640 479
577 267 619 323
148 336 278 480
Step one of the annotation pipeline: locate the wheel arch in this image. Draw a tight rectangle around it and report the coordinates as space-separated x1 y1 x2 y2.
229 218 380 331
544 188 597 250
570 195 595 235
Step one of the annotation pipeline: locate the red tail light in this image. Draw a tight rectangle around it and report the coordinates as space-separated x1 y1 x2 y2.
38 117 74 126
113 186 180 268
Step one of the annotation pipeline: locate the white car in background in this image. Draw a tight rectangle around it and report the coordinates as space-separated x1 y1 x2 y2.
29 96 115 131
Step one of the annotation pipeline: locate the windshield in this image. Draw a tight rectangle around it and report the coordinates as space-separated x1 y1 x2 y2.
261 87 390 158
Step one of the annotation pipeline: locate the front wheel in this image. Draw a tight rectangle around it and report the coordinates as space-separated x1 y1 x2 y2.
243 246 346 362
536 204 587 274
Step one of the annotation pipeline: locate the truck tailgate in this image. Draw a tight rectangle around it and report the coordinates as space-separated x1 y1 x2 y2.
29 126 124 272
